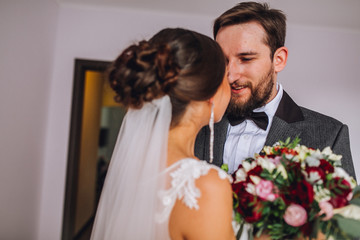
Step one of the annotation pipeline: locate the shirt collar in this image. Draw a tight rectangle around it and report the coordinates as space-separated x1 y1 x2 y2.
253 83 283 120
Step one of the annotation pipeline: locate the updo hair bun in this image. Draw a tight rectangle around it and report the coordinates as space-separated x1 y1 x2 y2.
108 40 179 109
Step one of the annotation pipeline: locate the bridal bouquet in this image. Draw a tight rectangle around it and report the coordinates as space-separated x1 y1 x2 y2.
230 138 360 240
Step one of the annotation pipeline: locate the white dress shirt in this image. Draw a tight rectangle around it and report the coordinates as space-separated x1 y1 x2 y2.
223 83 284 174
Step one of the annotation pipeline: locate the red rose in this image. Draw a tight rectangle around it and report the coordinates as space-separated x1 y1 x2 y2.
245 202 263 223
287 161 301 172
330 177 351 197
281 148 298 155
232 181 245 195
328 177 352 208
329 195 348 208
319 159 334 174
247 166 263 178
281 161 315 208
305 167 325 181
283 179 314 209
233 182 263 223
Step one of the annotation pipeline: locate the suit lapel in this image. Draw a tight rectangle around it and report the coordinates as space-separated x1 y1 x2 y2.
212 117 229 167
266 91 305 146
265 116 302 146
274 91 304 123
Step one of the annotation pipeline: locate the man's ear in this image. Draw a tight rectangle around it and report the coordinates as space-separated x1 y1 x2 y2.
273 46 288 73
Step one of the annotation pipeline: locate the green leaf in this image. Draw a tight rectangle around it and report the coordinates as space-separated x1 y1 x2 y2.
349 198 360 206
221 164 229 172
288 136 301 149
336 215 360 237
352 185 360 198
326 174 333 181
353 185 360 193
262 206 270 215
234 212 242 223
333 188 343 195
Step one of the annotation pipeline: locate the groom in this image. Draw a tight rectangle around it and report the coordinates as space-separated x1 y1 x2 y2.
195 2 356 179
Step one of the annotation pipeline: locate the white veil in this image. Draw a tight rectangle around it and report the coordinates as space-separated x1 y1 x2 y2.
91 95 172 240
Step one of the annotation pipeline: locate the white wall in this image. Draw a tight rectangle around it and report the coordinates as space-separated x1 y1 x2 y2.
0 0 59 239
0 1 359 239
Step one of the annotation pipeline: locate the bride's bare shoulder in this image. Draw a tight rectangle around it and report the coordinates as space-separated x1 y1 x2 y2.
196 168 232 194
169 168 235 240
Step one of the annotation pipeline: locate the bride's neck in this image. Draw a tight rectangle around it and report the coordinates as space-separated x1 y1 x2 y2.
167 122 202 166
167 101 211 166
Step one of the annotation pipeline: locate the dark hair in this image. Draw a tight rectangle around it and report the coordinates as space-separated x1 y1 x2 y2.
213 2 286 58
108 28 226 127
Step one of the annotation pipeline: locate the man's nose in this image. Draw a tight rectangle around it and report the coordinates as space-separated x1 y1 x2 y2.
227 61 240 84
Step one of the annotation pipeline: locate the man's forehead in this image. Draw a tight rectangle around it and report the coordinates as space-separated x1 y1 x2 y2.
216 23 269 55
217 22 266 38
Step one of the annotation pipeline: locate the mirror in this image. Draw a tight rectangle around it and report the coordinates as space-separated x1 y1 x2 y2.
62 59 127 240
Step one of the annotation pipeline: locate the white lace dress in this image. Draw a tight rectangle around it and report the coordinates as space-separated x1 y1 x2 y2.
155 158 234 237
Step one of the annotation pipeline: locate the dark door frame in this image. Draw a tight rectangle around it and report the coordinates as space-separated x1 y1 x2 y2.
62 59 110 240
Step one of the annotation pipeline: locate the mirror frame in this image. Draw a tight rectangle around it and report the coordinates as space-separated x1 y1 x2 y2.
62 59 111 240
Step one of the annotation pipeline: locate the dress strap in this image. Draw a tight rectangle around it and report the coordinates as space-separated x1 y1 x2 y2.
156 158 231 223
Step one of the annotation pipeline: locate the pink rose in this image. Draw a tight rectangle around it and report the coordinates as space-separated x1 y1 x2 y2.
283 203 307 227
256 180 278 201
269 156 282 165
318 201 333 221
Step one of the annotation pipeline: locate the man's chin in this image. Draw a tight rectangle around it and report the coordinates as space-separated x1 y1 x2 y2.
230 96 250 107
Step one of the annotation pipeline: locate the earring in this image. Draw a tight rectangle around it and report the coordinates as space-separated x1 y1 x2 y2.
209 102 214 163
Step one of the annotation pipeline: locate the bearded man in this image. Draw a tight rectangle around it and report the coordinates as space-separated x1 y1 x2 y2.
195 2 356 179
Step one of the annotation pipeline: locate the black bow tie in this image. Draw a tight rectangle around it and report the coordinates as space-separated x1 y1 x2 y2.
228 111 269 130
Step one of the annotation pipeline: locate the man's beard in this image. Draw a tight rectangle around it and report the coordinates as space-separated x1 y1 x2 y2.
226 66 274 120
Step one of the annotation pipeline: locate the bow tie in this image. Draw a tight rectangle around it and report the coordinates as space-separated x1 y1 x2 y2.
228 111 269 130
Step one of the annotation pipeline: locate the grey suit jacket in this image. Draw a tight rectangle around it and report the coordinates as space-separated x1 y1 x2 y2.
195 91 357 180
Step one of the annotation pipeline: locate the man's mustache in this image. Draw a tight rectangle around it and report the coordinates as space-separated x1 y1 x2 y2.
230 81 252 90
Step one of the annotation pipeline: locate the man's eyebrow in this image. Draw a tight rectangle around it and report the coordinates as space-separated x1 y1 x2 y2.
236 52 258 57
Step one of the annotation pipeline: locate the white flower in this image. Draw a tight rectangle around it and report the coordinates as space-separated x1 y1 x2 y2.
292 155 301 162
321 146 333 156
285 153 295 160
329 153 342 162
232 217 241 235
305 171 323 184
295 145 311 161
333 167 357 188
235 169 246 183
333 167 349 178
263 146 273 155
242 160 256 172
257 157 276 173
309 148 317 155
249 175 261 185
245 183 256 194
314 186 331 202
322 147 342 162
333 205 360 220
305 156 320 167
276 164 288 179
312 150 324 159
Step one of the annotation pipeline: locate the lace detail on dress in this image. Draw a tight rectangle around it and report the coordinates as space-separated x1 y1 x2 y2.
156 158 232 223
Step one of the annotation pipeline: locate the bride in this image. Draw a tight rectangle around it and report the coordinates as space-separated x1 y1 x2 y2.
91 28 234 240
